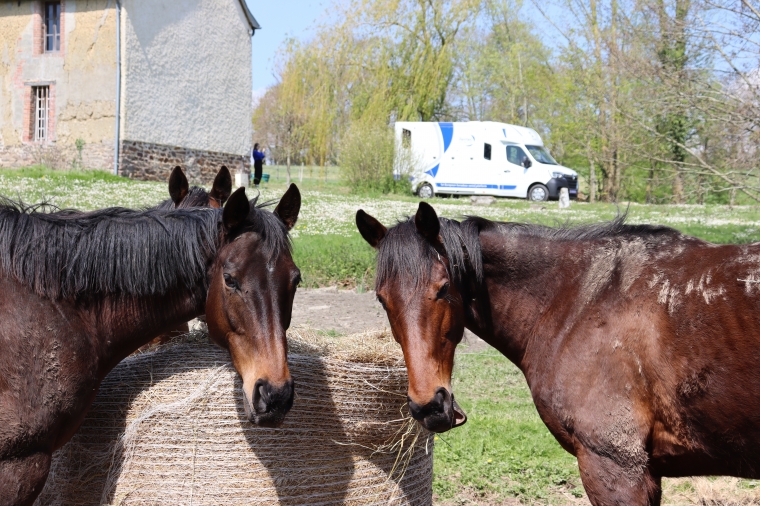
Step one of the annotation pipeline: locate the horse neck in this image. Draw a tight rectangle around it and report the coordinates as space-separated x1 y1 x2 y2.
468 228 584 370
82 285 207 378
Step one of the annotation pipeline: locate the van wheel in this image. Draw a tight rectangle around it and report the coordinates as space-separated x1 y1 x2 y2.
418 183 434 199
528 184 549 202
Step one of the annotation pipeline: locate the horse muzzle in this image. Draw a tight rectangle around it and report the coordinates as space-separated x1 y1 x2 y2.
408 387 468 433
242 378 294 428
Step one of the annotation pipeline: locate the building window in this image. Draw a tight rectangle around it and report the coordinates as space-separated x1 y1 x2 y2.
484 143 492 160
402 128 411 148
44 2 61 52
32 86 50 142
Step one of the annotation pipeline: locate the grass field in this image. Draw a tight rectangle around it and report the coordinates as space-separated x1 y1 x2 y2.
2 166 760 504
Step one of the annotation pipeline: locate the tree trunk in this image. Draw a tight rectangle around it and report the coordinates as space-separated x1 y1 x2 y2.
286 152 291 186
587 148 597 203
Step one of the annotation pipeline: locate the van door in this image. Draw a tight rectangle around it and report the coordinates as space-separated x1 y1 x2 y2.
501 144 534 197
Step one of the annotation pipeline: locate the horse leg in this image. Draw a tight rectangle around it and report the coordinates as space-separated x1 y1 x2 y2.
576 446 661 506
0 452 52 506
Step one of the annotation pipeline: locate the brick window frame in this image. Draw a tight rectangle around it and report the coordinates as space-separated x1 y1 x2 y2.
23 83 56 144
32 1 65 56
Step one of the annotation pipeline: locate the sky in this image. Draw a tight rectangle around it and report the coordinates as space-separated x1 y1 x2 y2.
244 0 329 98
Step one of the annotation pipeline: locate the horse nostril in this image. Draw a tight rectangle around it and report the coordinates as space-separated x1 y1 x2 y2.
253 379 269 414
408 388 451 421
252 379 294 416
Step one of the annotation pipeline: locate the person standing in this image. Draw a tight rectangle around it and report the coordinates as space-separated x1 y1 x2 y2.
251 143 265 187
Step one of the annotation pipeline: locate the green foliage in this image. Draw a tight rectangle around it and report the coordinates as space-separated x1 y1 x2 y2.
255 0 760 205
338 122 415 194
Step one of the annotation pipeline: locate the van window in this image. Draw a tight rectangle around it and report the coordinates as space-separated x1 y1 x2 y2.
484 143 491 160
526 145 558 165
507 145 528 166
402 129 411 148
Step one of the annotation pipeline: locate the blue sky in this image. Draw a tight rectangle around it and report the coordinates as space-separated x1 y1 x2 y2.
245 0 328 96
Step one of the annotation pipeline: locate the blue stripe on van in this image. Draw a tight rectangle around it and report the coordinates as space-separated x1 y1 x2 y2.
438 123 454 153
435 183 518 190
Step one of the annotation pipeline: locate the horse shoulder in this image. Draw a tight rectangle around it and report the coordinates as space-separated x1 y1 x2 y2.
0 277 101 457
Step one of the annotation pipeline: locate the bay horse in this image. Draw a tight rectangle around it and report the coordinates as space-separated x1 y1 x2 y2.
0 184 302 506
356 202 760 505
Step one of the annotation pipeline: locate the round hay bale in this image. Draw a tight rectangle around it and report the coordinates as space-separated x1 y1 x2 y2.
36 329 434 505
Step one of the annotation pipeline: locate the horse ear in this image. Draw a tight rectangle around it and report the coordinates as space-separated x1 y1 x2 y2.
209 166 232 206
356 210 387 248
274 184 301 231
168 166 189 206
415 201 441 245
223 187 250 230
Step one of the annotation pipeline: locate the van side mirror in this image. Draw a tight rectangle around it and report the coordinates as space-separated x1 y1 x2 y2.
522 156 532 169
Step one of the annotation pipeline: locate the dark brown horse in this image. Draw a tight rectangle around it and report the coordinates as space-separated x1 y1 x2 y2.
357 202 760 505
0 184 301 506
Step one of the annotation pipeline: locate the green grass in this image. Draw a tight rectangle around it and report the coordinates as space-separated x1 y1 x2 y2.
0 165 126 182
292 233 376 289
433 350 584 504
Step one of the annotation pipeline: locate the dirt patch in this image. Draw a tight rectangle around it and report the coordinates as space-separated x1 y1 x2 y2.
292 287 388 335
292 288 490 353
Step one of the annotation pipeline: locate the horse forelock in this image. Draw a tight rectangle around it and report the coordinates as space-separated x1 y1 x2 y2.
375 217 483 292
0 198 220 300
235 199 293 260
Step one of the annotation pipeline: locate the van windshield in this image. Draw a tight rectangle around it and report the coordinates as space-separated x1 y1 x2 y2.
526 145 558 165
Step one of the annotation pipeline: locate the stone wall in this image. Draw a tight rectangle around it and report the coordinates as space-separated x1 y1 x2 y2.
0 140 114 170
119 140 247 184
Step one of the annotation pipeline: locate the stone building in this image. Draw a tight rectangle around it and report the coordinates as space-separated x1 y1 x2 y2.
0 0 259 183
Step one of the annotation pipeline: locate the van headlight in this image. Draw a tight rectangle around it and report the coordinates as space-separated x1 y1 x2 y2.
552 172 564 179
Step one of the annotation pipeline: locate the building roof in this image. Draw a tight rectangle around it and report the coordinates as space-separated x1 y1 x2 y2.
237 0 261 31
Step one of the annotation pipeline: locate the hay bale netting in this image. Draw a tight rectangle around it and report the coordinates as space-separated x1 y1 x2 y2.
36 329 434 505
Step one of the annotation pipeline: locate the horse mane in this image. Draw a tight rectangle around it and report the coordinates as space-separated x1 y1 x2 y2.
375 212 682 291
467 213 681 242
0 196 290 300
155 186 212 210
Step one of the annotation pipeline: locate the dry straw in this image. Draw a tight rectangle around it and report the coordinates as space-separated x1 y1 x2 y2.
36 328 434 505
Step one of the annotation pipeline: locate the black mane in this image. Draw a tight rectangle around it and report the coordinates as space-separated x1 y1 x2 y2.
375 213 680 291
0 196 290 300
155 186 213 210
473 213 680 242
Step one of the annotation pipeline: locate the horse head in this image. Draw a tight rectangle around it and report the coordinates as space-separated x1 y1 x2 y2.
356 202 468 433
206 184 301 427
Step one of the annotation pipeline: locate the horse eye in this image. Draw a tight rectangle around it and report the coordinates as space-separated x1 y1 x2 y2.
377 295 387 309
293 274 302 286
437 282 450 300
223 273 237 289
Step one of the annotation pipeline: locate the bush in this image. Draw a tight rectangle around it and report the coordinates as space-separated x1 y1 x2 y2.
338 122 417 194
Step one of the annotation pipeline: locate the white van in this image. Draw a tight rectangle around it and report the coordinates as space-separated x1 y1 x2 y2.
396 121 578 201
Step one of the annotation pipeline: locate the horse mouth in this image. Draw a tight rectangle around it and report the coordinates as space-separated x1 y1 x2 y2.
452 399 468 428
250 411 287 428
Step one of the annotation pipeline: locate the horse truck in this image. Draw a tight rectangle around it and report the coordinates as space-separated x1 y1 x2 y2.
396 121 579 202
